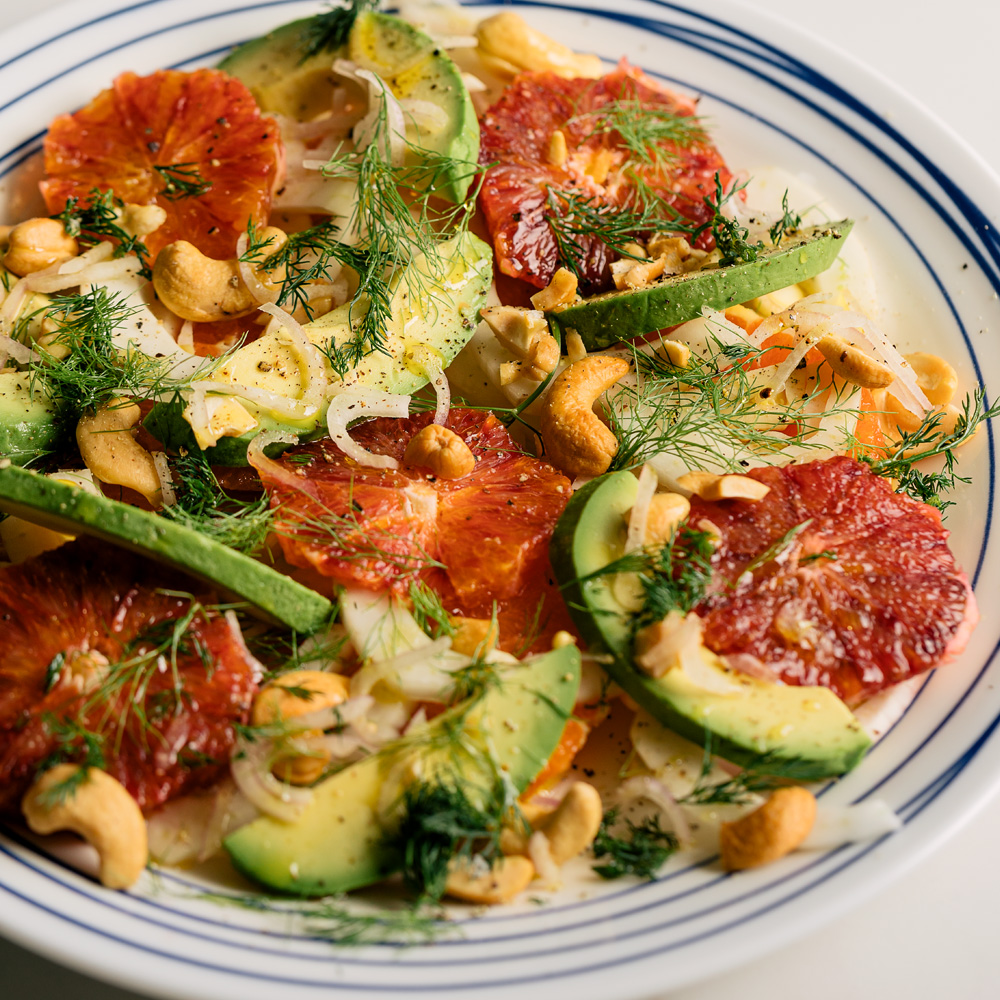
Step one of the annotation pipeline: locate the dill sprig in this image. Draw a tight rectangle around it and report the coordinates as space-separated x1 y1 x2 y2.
35 716 108 806
739 520 813 578
162 450 274 556
298 0 381 62
53 188 152 277
175 888 452 945
392 777 507 902
569 100 708 173
678 732 808 806
591 808 679 880
408 581 457 640
28 287 211 417
768 189 802 245
154 162 213 201
545 172 761 277
605 337 865 473
314 96 483 374
577 524 715 633
866 388 999 508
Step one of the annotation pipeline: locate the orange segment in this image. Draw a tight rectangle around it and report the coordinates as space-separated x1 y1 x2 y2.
41 69 283 261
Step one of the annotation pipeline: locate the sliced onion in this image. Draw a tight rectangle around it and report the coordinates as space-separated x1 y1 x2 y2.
56 241 114 274
246 429 302 491
326 389 410 469
29 255 141 294
618 775 692 844
0 279 29 330
0 334 40 364
335 61 407 168
350 637 458 701
182 385 215 449
625 463 658 552
311 730 364 761
801 800 902 850
259 302 329 411
399 98 450 138
460 72 488 93
195 379 318 421
236 232 280 306
177 320 195 354
152 452 177 507
762 326 824 395
224 610 268 684
410 352 451 426
230 736 313 822
48 469 102 496
287 693 375 734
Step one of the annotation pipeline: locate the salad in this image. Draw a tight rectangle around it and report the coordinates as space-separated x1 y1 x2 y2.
0 0 991 928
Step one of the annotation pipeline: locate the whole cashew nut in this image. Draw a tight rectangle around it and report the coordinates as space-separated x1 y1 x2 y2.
76 398 163 507
22 764 148 889
3 218 79 277
719 786 816 871
152 228 287 323
540 355 630 478
816 335 894 389
445 854 535 905
534 781 603 865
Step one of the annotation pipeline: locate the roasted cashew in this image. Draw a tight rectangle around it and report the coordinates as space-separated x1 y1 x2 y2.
611 255 667 291
117 203 167 239
449 616 499 656
540 355 630 478
530 267 578 312
476 11 603 79
481 305 560 380
152 227 287 323
677 471 770 502
22 764 148 889
637 492 691 546
445 854 535 905
3 218 79 276
564 330 587 364
252 670 350 785
76 398 163 507
905 352 958 407
816 335 894 389
403 424 477 479
719 786 816 871
534 782 603 865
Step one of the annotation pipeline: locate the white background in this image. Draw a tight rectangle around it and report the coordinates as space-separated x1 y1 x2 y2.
0 0 998 997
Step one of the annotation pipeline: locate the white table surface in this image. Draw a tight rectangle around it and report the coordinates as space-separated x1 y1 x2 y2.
1 0 998 997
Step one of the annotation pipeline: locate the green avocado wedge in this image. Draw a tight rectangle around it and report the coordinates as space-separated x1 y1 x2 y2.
0 462 333 633
0 372 67 466
219 11 479 203
550 471 870 780
225 644 582 896
547 220 853 349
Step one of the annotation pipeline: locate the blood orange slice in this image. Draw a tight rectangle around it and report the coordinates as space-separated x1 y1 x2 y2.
252 408 575 650
41 69 283 260
0 540 259 814
478 62 734 291
692 456 977 704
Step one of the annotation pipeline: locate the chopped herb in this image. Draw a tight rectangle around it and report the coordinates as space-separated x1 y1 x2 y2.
768 189 802 245
162 450 274 556
739 520 813 578
298 0 381 63
154 162 213 201
53 188 152 277
592 808 679 880
800 550 838 564
866 389 1000 509
44 652 66 692
408 581 457 640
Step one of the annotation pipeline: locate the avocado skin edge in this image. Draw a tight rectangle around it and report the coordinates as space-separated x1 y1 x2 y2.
0 462 333 634
550 473 869 781
548 220 854 349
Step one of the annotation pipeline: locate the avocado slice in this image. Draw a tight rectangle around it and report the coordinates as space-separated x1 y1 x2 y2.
547 221 853 349
0 372 67 466
219 11 479 203
550 471 870 780
145 231 493 464
0 462 333 633
224 644 582 896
